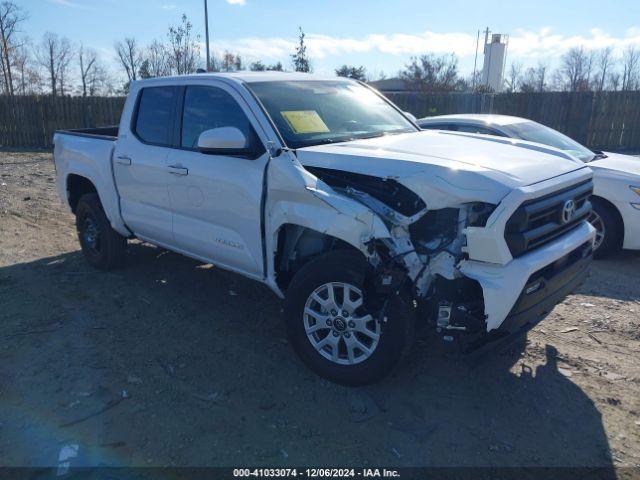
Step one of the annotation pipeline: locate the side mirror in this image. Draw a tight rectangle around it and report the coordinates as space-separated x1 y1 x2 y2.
197 127 248 155
404 111 418 123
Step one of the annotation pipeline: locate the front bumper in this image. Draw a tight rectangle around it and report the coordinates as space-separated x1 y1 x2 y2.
500 240 592 332
464 239 592 355
459 220 596 332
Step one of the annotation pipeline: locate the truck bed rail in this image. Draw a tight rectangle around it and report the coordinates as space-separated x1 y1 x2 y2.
55 126 118 141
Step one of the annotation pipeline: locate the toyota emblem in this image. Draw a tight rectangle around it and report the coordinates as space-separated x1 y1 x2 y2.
561 199 576 224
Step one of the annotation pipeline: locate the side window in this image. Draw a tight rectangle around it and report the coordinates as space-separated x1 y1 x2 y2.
133 86 176 145
181 85 263 155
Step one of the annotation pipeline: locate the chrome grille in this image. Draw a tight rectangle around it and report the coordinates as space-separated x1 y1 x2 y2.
505 180 593 257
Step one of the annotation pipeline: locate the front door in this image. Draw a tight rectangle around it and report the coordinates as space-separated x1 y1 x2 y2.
166 84 268 278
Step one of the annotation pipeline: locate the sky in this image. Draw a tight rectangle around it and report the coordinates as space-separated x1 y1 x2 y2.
17 0 640 80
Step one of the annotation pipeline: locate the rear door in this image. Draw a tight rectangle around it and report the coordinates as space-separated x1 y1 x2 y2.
113 85 178 244
166 83 268 278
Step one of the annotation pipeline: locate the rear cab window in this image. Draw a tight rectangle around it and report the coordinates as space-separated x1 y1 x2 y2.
133 86 177 146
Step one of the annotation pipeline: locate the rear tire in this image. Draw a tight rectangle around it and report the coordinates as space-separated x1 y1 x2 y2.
590 198 622 259
75 193 126 270
283 250 415 386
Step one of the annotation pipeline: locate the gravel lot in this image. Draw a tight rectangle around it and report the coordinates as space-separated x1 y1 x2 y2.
0 151 639 471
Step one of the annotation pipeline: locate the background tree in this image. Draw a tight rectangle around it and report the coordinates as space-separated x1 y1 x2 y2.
13 38 41 94
555 47 594 91
167 14 201 75
114 37 142 85
0 0 28 95
621 46 639 91
78 44 97 97
291 26 311 72
249 60 266 71
608 71 621 91
594 47 614 92
520 63 548 92
335 64 366 81
86 63 112 95
503 62 522 92
267 61 283 71
399 53 460 92
35 32 72 96
139 40 171 78
249 59 283 71
221 51 242 72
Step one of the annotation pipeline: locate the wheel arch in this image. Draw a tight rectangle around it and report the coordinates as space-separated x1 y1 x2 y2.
591 195 625 241
66 174 99 213
273 223 368 292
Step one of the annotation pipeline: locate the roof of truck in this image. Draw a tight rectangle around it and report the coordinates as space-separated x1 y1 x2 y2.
135 71 345 85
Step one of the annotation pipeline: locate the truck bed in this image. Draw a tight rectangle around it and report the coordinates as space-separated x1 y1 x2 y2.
55 126 119 141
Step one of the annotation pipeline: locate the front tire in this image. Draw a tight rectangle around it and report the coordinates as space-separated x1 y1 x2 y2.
589 198 622 259
75 193 127 270
283 251 415 386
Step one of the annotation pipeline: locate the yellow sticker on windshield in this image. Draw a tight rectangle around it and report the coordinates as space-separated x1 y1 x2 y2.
281 110 330 134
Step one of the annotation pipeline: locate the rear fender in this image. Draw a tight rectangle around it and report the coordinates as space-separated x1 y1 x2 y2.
54 134 129 237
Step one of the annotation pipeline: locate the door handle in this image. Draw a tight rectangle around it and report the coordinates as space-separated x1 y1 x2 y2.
168 165 189 176
116 155 132 166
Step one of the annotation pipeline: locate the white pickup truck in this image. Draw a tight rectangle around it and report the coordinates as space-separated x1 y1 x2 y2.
54 72 595 385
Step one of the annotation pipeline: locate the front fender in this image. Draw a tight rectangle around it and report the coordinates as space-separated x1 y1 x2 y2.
264 154 390 296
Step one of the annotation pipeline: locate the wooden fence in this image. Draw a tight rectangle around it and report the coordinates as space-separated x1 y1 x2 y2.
1 91 639 151
387 90 640 152
0 95 125 149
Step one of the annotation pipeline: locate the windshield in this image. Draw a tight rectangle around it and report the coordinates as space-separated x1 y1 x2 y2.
501 121 595 162
247 80 417 149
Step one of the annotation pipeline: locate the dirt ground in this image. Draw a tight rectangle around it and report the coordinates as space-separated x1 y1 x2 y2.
0 151 639 472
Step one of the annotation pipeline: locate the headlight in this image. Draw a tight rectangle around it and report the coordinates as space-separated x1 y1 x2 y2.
467 202 497 227
630 185 640 196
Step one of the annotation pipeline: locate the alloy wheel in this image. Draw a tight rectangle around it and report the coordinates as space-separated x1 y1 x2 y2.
303 282 380 365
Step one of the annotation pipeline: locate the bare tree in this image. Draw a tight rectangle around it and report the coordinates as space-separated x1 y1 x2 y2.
167 14 201 75
594 47 614 92
35 32 72 96
400 53 460 92
115 37 142 83
520 63 548 92
504 62 522 92
0 0 28 95
139 40 171 78
608 71 621 91
556 47 594 91
87 63 112 96
291 26 311 73
56 39 73 95
13 38 41 94
78 44 97 96
621 46 640 91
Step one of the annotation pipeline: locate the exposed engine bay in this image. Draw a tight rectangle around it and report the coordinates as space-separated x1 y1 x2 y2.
304 166 493 346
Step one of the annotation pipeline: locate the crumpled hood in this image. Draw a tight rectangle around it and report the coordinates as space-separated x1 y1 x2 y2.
296 130 589 208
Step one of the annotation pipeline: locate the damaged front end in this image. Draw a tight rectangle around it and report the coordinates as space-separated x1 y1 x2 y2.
305 166 494 350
